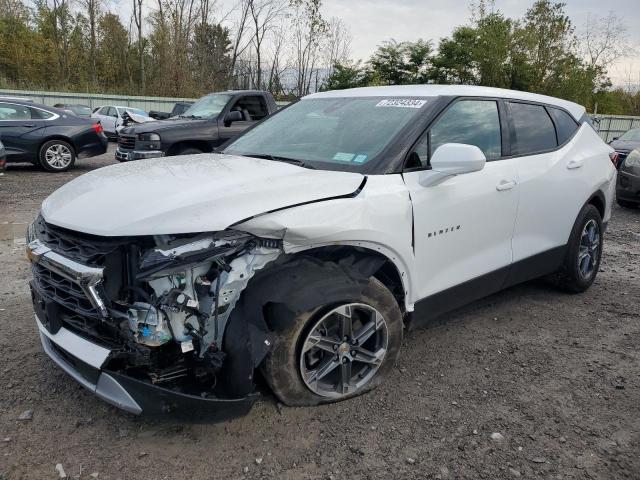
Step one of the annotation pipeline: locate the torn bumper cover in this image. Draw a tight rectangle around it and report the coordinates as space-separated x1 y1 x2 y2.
27 219 281 419
34 313 256 420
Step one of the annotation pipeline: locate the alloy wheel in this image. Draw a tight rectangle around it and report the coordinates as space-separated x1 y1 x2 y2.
45 144 73 169
299 303 389 399
578 219 600 279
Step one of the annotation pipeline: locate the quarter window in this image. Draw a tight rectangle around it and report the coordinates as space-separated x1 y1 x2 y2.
549 108 579 144
414 100 502 167
509 102 557 155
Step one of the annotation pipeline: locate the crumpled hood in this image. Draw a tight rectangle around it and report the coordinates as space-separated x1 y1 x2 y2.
42 154 364 236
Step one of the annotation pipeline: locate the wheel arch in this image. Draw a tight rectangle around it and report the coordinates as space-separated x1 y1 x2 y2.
586 190 606 219
39 135 77 156
279 243 412 315
167 140 213 155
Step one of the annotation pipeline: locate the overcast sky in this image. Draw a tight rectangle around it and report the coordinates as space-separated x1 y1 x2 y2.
320 0 640 87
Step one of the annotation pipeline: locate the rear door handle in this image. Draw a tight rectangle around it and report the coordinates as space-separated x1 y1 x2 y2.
496 179 517 191
567 159 583 169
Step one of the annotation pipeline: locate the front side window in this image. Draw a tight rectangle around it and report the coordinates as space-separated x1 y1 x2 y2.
0 103 32 120
224 97 428 171
509 102 557 155
232 96 268 120
408 99 501 167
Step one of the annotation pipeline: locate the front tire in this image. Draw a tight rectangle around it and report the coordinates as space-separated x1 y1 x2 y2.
39 140 75 172
552 204 603 293
175 147 203 156
262 270 403 407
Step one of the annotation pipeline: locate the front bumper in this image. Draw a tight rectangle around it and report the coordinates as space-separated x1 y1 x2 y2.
616 164 640 204
115 147 164 162
27 235 257 421
34 312 257 420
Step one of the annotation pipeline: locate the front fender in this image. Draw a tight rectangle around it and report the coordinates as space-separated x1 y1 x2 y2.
233 174 417 310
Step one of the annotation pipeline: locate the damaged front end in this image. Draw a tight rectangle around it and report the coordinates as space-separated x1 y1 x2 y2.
27 215 281 419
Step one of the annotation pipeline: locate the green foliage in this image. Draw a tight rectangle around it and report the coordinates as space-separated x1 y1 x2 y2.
323 0 638 115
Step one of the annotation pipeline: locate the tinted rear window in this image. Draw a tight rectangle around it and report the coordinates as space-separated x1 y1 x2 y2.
509 102 557 155
549 108 579 144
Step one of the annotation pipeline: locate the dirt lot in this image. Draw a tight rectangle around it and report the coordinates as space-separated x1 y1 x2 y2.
1 145 639 480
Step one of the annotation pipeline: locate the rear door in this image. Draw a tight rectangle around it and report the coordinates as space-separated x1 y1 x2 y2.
0 102 47 161
403 98 519 308
506 101 583 269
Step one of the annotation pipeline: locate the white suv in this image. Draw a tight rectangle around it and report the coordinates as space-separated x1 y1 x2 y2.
27 85 617 419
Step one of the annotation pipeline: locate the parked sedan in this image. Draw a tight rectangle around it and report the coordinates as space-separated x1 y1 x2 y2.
0 99 107 172
91 105 151 138
53 103 92 119
609 127 640 167
616 148 640 208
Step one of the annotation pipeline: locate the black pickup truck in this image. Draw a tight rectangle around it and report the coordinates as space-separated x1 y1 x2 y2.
115 90 278 161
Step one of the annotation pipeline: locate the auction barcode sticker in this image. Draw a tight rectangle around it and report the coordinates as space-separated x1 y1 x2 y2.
376 99 427 108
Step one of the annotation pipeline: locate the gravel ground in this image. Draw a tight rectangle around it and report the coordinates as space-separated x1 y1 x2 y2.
1 145 639 480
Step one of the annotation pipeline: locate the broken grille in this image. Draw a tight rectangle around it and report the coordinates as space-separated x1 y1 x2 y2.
32 263 101 318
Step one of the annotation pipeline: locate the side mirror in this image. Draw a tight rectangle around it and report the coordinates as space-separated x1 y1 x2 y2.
419 143 486 187
224 110 243 127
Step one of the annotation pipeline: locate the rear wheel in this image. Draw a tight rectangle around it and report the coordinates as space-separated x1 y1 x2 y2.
39 140 75 172
551 204 603 292
262 271 403 407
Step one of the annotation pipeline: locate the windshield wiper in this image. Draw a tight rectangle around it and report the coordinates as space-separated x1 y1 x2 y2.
241 153 315 169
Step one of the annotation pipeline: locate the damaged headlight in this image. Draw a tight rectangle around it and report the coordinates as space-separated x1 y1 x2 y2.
127 231 281 356
137 231 254 280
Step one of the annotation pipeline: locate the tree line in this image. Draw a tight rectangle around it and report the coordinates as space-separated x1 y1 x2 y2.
0 0 638 114
324 1 639 115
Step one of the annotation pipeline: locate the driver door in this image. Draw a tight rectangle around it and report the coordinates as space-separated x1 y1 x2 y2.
402 99 519 316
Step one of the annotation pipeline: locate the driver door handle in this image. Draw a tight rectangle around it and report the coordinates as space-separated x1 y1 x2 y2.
496 179 517 191
22 124 35 127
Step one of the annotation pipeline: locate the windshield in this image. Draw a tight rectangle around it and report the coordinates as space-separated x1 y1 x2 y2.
181 94 232 119
619 129 640 142
224 97 427 170
68 105 91 115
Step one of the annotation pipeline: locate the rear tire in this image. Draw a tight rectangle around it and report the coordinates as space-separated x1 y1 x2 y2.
551 204 603 293
617 198 637 209
39 140 75 172
262 265 403 407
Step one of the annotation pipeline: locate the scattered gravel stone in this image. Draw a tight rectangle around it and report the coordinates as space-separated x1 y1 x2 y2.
243 466 249 474
531 457 547 464
509 468 521 477
406 457 416 465
276 402 284 415
473 429 478 435
2 437 11 443
89 473 99 479
138 451 148 458
559 436 567 443
18 409 33 421
490 432 505 442
255 457 263 465
55 463 67 478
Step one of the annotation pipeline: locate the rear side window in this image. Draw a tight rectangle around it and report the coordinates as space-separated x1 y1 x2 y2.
232 96 268 121
509 102 557 155
549 108 579 144
429 99 502 161
31 108 54 119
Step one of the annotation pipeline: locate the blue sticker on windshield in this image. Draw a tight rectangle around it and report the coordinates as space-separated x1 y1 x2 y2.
333 152 355 162
353 154 368 163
